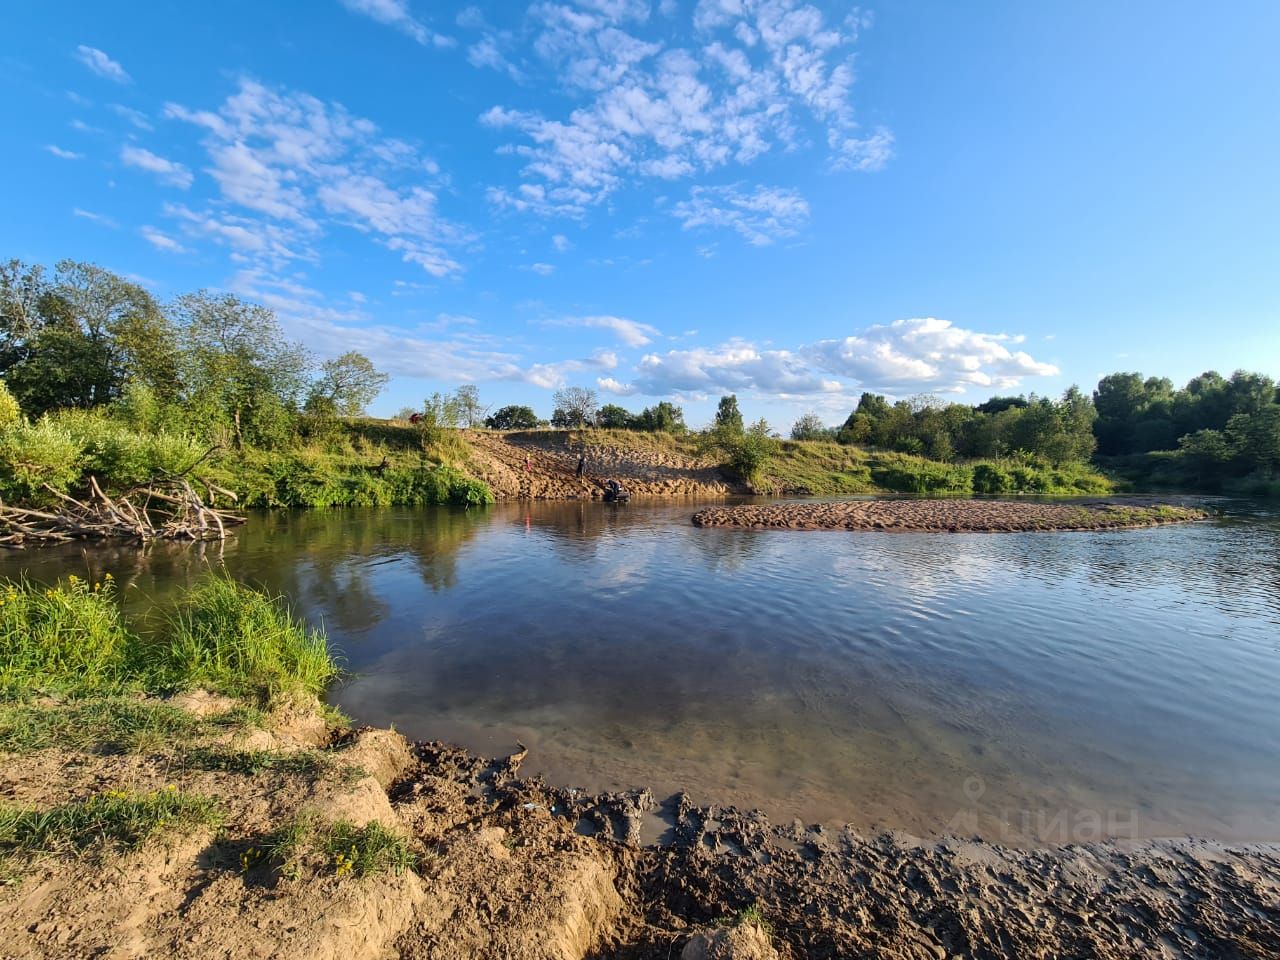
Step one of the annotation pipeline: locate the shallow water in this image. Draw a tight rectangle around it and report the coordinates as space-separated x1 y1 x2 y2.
6 497 1280 844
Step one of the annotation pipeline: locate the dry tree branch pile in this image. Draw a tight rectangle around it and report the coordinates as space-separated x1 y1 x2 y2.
0 475 245 548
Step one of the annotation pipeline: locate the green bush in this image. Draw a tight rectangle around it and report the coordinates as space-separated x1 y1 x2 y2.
873 459 973 494
971 463 1011 494
0 380 20 427
0 418 84 502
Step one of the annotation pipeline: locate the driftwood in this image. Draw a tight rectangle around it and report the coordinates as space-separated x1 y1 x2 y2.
0 475 245 548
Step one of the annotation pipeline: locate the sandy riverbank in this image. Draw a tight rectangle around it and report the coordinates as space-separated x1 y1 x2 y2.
691 498 1209 532
2 693 1276 960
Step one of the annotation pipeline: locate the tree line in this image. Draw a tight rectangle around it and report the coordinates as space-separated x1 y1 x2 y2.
0 259 389 449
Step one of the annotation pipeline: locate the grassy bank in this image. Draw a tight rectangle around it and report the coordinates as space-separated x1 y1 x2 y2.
559 427 1114 496
0 409 494 512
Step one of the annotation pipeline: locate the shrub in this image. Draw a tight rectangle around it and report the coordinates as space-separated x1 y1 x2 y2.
971 463 1011 494
0 418 84 502
0 380 20 427
873 459 973 494
152 576 339 701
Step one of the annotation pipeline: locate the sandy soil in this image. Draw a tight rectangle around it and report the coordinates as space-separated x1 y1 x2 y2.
464 431 738 500
691 499 1209 533
2 695 1277 959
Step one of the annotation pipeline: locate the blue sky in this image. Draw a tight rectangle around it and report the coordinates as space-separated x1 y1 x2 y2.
3 1 1278 426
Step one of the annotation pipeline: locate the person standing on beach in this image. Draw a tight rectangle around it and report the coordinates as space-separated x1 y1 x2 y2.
575 453 586 477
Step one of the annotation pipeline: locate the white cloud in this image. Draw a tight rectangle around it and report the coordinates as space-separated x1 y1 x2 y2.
165 79 470 276
46 145 84 160
73 208 117 227
110 104 153 130
552 314 661 347
552 233 572 252
528 262 555 276
349 291 368 304
482 0 889 216
811 318 1060 394
829 126 894 172
672 183 809 245
120 145 193 188
75 45 131 84
599 318 1059 400
337 0 453 47
139 226 190 253
164 202 312 267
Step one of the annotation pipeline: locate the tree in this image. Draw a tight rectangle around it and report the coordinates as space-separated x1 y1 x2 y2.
551 386 597 427
714 394 744 434
790 413 829 441
636 401 685 433
596 403 635 429
1227 406 1280 475
424 392 462 427
307 351 388 417
453 385 485 427
0 260 178 415
173 291 311 447
485 405 540 430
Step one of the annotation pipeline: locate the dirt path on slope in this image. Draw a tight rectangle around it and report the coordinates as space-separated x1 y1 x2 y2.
465 431 739 500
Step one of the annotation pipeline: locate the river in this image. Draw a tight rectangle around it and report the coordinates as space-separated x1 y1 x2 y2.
5 497 1279 844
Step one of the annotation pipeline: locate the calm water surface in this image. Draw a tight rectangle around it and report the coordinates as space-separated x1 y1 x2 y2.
6 498 1280 843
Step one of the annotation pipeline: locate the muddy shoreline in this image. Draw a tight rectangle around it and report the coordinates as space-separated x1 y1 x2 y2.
3 695 1278 959
692 498 1210 532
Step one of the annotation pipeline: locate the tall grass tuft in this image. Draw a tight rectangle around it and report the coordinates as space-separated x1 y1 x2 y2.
0 576 132 697
154 576 339 701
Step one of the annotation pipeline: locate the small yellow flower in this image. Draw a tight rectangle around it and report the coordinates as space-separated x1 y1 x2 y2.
104 572 114 581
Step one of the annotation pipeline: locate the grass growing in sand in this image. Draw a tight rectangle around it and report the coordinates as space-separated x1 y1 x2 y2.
0 698 209 754
153 575 340 701
0 574 342 706
0 788 222 861
247 815 416 880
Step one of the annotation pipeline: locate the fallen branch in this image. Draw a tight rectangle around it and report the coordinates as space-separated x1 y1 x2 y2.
0 475 246 547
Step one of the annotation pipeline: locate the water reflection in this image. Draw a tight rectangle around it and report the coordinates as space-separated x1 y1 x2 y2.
3 498 1279 843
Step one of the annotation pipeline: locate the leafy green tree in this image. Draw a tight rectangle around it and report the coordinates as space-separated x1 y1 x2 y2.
790 413 829 441
307 351 388 416
596 403 635 429
173 291 310 448
485 405 540 430
452 385 485 427
714 394 744 434
636 401 685 433
1227 406 1280 475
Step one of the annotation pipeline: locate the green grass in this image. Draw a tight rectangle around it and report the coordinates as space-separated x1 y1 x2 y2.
0 698 207 754
322 820 416 877
148 576 341 701
181 746 367 784
0 575 342 707
0 576 133 698
245 815 415 880
0 788 222 861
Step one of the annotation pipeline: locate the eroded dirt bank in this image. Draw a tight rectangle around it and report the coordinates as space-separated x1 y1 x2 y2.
465 430 738 500
692 499 1209 533
2 695 1277 960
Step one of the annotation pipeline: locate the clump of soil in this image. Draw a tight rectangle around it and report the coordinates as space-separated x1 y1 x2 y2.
691 498 1209 533
3 694 1278 959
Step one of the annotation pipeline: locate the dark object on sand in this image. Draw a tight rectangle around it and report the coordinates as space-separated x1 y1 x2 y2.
602 479 630 503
